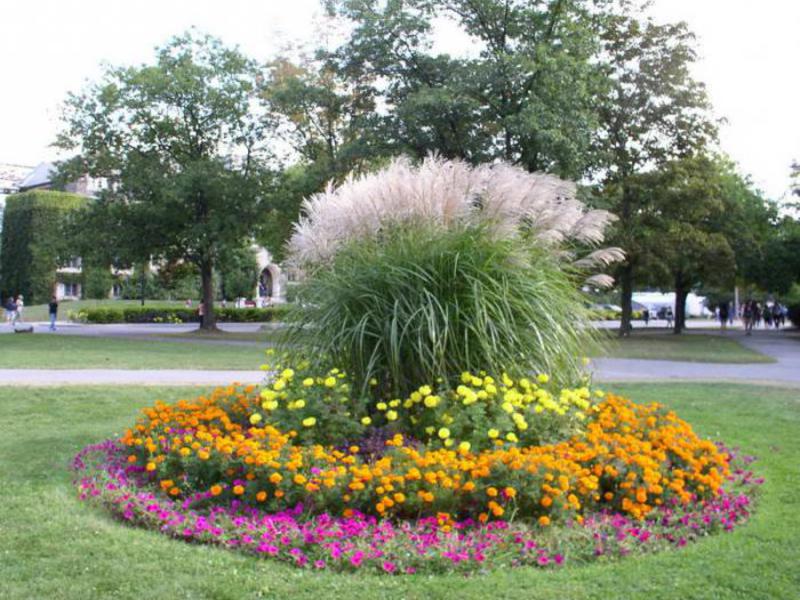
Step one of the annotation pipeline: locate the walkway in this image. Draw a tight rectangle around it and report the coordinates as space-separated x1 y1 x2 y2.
0 325 798 387
591 330 800 387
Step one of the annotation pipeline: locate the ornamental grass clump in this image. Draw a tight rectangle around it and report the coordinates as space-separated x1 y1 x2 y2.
285 157 624 395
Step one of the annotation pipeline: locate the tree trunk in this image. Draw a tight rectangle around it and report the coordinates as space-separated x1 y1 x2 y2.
200 258 216 331
674 275 688 334
139 265 146 307
618 262 633 337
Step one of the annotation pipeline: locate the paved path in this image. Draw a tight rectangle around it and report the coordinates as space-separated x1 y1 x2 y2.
591 330 800 387
1 324 798 387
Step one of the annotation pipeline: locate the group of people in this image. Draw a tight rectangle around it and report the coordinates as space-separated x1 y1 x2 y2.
740 300 787 335
3 295 60 331
3 295 24 325
715 300 787 334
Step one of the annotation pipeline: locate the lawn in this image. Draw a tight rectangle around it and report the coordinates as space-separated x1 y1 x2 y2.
0 334 266 370
159 327 287 344
593 332 774 363
18 299 187 323
1 382 797 599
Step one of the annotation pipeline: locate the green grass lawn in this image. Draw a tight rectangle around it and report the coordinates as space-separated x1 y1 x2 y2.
593 332 774 363
0 334 266 370
19 299 187 322
1 382 798 599
158 327 287 344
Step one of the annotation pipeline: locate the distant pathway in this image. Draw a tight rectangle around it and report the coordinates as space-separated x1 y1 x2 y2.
591 330 800 387
1 323 798 388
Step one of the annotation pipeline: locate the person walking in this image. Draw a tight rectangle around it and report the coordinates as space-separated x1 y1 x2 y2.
197 301 205 328
4 296 16 324
718 302 729 331
665 307 674 329
772 303 782 329
48 296 59 331
15 295 24 322
642 308 650 327
743 300 754 335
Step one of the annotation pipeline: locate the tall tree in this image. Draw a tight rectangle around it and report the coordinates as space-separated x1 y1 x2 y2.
596 11 717 335
56 32 271 329
262 53 387 183
326 0 612 178
630 156 734 333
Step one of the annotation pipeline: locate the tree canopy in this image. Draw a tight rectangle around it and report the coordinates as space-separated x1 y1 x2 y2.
56 32 272 329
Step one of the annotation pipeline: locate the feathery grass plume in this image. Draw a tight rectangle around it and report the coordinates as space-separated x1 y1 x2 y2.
284 157 621 396
288 156 623 284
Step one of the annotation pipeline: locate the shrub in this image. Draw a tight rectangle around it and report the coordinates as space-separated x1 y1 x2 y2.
0 190 87 302
256 352 592 451
74 304 289 324
289 224 597 396
285 158 622 396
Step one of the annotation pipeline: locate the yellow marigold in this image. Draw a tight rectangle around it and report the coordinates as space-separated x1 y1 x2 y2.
302 417 317 427
438 427 450 439
488 429 499 439
386 410 398 421
538 515 551 526
424 395 440 408
249 413 262 425
233 485 245 495
361 416 372 426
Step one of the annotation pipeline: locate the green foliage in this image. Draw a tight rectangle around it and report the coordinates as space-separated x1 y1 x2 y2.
627 156 736 332
260 353 594 451
286 223 594 397
81 265 115 299
593 11 716 333
327 0 610 177
57 32 274 329
73 304 288 324
0 190 87 303
218 245 259 301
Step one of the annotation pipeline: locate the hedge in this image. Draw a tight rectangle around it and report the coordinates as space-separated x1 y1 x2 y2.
71 304 290 324
0 190 88 303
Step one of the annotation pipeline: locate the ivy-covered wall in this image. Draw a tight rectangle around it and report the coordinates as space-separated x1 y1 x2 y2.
0 190 88 303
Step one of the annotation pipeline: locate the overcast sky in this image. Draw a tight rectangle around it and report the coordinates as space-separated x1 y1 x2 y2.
1 0 797 200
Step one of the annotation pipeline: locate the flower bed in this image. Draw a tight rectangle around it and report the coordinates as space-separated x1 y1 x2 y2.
73 437 761 574
73 379 762 574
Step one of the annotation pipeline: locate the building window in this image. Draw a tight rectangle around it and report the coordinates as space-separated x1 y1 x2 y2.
62 257 82 269
63 282 81 298
112 283 122 298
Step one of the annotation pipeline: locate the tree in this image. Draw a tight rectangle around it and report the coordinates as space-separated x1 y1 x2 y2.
263 54 387 183
56 32 271 329
792 161 800 198
596 10 716 335
326 0 613 177
631 156 734 333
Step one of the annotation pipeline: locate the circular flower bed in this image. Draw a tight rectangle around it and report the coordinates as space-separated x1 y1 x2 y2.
72 374 763 575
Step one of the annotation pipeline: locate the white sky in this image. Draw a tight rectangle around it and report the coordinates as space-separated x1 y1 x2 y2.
0 0 797 200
